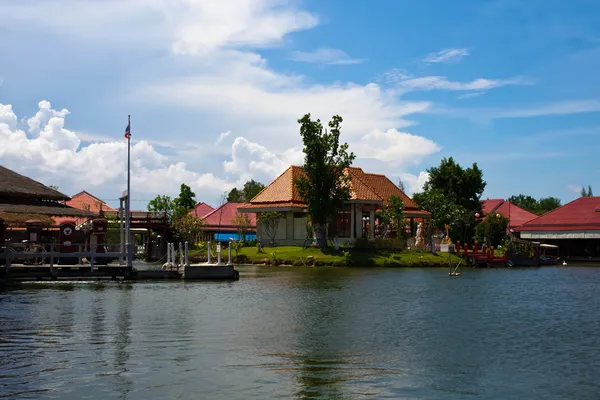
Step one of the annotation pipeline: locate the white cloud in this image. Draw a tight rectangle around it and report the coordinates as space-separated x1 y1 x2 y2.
358 129 441 165
289 48 365 65
457 92 486 100
424 48 470 63
397 75 530 91
0 100 237 202
216 130 231 144
400 172 430 195
567 184 584 194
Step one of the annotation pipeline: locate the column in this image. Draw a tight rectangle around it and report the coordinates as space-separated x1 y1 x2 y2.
350 204 355 239
369 209 375 241
356 206 363 239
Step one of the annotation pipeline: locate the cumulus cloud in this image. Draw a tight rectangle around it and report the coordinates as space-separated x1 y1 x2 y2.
216 130 231 144
289 48 365 65
0 101 236 201
358 129 441 164
423 48 470 64
400 171 430 195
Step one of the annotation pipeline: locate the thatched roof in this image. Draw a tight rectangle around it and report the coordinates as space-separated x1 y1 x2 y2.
0 201 96 217
0 165 70 201
0 212 55 226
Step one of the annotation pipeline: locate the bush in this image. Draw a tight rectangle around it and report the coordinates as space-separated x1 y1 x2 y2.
354 238 406 250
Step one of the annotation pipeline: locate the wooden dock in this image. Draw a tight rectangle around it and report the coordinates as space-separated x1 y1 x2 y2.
1 263 239 282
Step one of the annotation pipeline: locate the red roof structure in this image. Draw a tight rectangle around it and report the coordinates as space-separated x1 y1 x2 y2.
481 199 538 228
202 202 257 231
190 202 214 219
66 191 115 213
517 197 600 232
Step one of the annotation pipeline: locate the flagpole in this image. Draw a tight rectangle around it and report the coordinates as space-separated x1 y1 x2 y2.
126 114 132 267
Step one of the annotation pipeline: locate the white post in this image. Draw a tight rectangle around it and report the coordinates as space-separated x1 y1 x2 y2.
119 198 124 265
184 241 189 266
166 242 171 268
125 115 133 268
179 242 183 267
217 242 222 265
228 239 233 266
171 243 176 268
207 240 212 264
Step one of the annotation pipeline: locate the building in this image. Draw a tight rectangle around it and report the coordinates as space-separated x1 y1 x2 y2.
515 196 600 260
199 202 257 242
0 165 95 245
190 202 215 219
239 166 430 246
481 199 538 229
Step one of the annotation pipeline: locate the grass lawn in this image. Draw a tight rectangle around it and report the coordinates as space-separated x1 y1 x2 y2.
225 246 463 267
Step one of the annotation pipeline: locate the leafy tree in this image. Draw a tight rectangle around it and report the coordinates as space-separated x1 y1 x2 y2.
294 114 356 247
413 157 485 243
49 185 59 191
537 197 561 214
377 196 406 238
397 179 405 193
475 213 509 247
258 211 283 246
581 185 593 197
227 188 244 202
242 179 265 202
148 194 175 221
232 212 253 242
174 183 196 211
172 214 204 246
508 194 539 214
423 157 485 211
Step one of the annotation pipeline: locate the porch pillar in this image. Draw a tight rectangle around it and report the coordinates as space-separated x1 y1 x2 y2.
356 206 363 239
410 217 415 237
350 204 355 239
369 209 375 241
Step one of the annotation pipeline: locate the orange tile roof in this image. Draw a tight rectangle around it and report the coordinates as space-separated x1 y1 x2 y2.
248 166 427 214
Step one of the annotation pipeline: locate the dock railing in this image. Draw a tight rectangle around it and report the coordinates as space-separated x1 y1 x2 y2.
2 242 130 273
163 240 234 271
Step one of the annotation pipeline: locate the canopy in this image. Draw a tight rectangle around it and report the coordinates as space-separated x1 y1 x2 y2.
214 232 257 242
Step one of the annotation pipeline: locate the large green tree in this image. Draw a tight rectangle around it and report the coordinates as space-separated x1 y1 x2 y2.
226 180 265 202
581 185 593 197
475 213 509 247
537 196 561 214
148 194 175 221
174 183 196 211
508 194 562 215
413 157 486 243
295 114 355 247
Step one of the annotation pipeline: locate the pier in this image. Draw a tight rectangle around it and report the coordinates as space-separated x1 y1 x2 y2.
1 241 239 282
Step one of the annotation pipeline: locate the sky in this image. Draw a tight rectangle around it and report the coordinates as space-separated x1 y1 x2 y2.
0 0 599 209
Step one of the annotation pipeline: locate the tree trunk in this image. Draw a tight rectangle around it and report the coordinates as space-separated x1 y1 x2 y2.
314 223 327 248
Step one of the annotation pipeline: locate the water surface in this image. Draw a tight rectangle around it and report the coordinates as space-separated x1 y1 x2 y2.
1 266 599 399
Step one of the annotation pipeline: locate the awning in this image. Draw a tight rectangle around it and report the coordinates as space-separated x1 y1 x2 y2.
214 232 257 242
520 231 600 239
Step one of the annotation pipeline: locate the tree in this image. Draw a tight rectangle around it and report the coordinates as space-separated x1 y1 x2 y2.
232 212 253 242
49 185 59 191
581 185 593 197
376 196 406 238
413 157 486 243
174 183 196 211
227 180 266 202
508 195 539 214
258 211 283 246
397 179 405 193
148 194 175 221
242 179 265 202
172 214 204 246
294 114 356 247
227 188 244 202
537 197 561 214
475 213 509 247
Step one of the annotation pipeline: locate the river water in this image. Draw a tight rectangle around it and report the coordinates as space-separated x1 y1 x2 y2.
1 266 599 399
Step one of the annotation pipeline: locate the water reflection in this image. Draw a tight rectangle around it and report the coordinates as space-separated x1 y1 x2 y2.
113 284 133 400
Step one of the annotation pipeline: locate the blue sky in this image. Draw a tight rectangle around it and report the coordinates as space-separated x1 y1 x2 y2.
0 0 598 208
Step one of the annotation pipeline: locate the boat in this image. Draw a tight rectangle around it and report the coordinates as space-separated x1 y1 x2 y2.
507 240 560 267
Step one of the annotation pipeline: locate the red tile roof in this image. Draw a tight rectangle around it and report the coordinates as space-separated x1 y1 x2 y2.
517 197 600 231
202 202 257 228
66 191 115 213
247 165 427 213
481 199 538 228
190 202 214 218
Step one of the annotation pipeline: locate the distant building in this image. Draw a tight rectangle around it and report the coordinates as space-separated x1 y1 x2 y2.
239 165 429 246
190 202 215 219
198 202 257 242
481 199 538 229
515 197 600 260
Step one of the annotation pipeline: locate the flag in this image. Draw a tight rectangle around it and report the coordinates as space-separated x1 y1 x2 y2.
124 123 131 139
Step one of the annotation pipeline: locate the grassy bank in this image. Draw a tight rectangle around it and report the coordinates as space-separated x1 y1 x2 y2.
190 245 462 267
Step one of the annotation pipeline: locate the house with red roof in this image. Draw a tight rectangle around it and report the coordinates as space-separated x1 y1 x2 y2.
197 202 257 242
238 165 430 246
515 196 600 260
481 199 538 229
191 202 214 219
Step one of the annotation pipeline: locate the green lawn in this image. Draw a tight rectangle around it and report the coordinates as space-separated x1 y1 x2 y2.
219 246 462 267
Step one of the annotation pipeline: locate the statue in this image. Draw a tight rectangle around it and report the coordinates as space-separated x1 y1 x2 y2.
415 222 423 245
